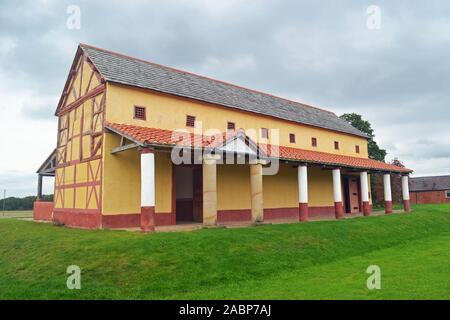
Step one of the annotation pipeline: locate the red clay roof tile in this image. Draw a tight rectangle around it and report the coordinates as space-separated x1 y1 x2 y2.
106 122 412 173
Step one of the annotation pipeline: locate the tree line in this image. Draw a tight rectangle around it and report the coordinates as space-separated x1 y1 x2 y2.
0 195 53 211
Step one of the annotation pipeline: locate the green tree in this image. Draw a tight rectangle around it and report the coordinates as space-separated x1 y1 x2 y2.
340 113 388 205
0 194 53 211
340 113 387 161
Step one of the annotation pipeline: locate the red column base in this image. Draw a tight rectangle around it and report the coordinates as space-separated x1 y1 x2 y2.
299 203 309 222
363 201 371 216
141 206 155 233
403 200 411 212
385 201 393 214
334 202 344 219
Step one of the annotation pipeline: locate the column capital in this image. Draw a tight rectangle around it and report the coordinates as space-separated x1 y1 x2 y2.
140 147 154 154
203 153 221 165
249 158 268 165
202 153 221 160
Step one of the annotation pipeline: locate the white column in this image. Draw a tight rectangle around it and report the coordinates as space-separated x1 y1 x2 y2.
360 171 371 216
360 172 369 202
298 165 309 221
383 174 392 202
298 165 308 204
332 169 342 202
141 151 155 206
402 175 410 201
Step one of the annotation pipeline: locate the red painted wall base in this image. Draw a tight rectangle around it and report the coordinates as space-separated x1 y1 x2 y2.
299 203 308 222
141 206 155 233
385 201 393 214
33 201 53 221
403 199 411 212
53 210 102 229
102 212 176 228
264 207 299 220
45 205 351 230
334 202 344 219
362 201 371 216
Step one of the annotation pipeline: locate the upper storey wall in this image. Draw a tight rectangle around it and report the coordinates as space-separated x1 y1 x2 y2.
105 83 368 158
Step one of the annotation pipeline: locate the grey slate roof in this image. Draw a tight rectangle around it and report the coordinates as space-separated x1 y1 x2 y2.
409 176 450 192
80 44 368 138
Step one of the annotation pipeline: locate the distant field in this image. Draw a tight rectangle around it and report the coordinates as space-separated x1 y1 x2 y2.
0 203 450 299
0 210 33 218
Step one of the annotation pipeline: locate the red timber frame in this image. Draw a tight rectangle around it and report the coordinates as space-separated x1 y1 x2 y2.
53 48 107 228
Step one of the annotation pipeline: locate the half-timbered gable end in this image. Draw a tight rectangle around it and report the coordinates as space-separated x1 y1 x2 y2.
52 48 105 226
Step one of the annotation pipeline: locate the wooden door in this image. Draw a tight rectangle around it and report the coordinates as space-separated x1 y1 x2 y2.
349 177 360 213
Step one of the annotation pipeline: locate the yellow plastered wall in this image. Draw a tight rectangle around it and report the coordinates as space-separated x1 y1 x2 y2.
102 132 173 215
80 59 101 95
216 163 336 210
106 83 369 157
263 163 298 208
263 164 336 208
217 164 251 210
308 167 335 207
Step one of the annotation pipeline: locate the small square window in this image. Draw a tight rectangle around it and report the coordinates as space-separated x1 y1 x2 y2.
446 190 450 199
289 133 296 143
334 141 340 150
312 137 317 147
186 115 196 127
134 106 146 120
261 128 269 139
227 122 235 131
355 145 360 153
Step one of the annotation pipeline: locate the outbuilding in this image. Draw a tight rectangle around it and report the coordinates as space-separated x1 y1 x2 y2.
409 176 450 204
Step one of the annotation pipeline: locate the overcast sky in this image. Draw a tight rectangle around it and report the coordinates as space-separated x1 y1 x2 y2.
1 0 450 197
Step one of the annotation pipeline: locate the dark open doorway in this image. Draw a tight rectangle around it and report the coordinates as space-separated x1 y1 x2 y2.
174 165 203 223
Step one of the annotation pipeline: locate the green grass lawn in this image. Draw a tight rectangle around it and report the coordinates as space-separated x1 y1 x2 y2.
0 204 449 299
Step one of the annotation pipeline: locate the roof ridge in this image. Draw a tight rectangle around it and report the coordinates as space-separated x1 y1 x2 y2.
79 43 335 115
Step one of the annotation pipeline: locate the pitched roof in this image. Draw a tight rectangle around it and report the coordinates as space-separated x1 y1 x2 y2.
409 176 450 192
105 122 412 173
80 44 368 138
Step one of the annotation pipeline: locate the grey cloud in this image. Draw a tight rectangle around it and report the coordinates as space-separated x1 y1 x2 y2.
0 171 54 197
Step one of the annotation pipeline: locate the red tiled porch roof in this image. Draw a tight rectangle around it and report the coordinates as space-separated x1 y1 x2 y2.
106 122 412 174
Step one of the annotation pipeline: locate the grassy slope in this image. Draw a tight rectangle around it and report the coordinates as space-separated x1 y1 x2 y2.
0 204 449 299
